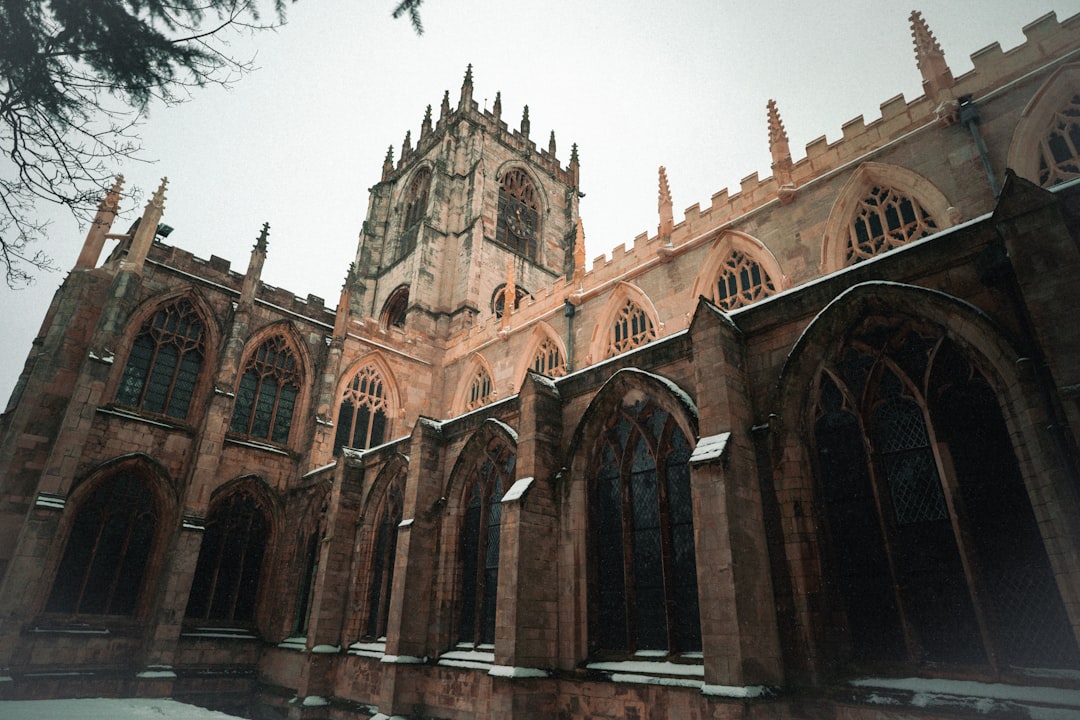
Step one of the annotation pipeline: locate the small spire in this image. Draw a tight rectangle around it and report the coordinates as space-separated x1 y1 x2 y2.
502 258 515 328
767 99 791 166
569 142 580 186
345 262 358 287
573 216 586 285
421 104 433 138
125 177 168 272
658 166 674 240
382 145 395 181
459 64 474 110
910 10 954 101
75 175 125 269
401 130 412 160
440 89 451 119
492 91 502 120
254 222 270 253
548 130 557 157
520 104 530 138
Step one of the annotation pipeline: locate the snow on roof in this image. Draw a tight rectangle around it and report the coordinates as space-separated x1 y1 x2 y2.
0 698 247 719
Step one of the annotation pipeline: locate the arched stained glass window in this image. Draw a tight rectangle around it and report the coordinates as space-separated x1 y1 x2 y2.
116 300 204 419
608 299 656 357
496 168 539 260
531 337 566 377
590 399 700 655
846 186 938 265
229 336 301 444
715 250 777 310
334 365 389 453
813 322 1080 668
464 366 494 412
186 489 269 624
46 471 158 616
1038 93 1080 187
365 467 405 640
458 437 515 646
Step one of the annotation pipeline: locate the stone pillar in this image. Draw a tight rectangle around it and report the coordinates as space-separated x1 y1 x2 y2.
687 302 782 690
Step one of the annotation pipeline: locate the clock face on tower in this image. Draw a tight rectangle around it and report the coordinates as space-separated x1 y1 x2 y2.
497 168 540 260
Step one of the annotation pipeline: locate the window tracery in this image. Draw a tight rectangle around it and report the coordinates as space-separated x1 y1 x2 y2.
116 299 204 419
531 337 566 377
589 398 700 655
229 335 301 444
846 186 938 265
334 365 389 453
464 366 495 412
496 168 539 260
46 471 158 616
1038 93 1080 187
186 489 269 624
608 299 656 357
458 436 515 646
714 250 777 310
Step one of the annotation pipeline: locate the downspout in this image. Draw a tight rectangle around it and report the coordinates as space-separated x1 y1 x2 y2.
958 95 1000 199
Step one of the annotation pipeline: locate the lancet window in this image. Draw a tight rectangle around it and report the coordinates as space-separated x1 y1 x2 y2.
714 250 777 310
229 335 301 444
334 365 389 453
496 168 539 260
846 186 938 265
186 489 269 624
608 299 656 357
458 437 515 646
399 168 431 257
46 471 158 616
464 366 495 412
813 320 1079 669
381 286 409 330
531 337 566 377
589 398 700 655
364 466 405 640
1038 93 1080 187
116 299 204 419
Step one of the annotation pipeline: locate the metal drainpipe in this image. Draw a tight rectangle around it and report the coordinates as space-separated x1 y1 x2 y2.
958 94 1000 199
564 298 576 372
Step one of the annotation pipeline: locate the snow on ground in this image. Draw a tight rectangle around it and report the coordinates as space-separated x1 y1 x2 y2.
0 698 247 719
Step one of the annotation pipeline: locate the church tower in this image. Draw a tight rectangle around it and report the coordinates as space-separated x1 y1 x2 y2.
350 66 581 339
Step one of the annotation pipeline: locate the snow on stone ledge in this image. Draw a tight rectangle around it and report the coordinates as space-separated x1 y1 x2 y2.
501 477 534 503
0 698 248 719
850 676 1080 713
689 432 731 465
488 664 549 679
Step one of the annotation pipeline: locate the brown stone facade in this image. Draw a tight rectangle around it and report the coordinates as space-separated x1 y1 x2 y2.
2 10 1080 720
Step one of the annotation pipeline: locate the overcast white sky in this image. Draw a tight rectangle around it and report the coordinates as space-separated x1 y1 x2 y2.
3 1 1079 404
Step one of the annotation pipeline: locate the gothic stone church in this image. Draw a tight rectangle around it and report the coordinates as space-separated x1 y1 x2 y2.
2 11 1080 720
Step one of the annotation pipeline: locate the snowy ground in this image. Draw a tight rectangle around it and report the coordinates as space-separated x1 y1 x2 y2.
0 698 247 719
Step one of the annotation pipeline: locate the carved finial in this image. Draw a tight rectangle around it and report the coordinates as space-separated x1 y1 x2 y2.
76 175 126 269
492 91 502 120
421 104 433 137
767 99 791 165
658 166 674 240
345 262 358 287
149 177 168 210
401 130 412 160
441 89 451 119
459 64 474 110
382 145 395 181
254 222 270 253
910 10 954 101
569 142 580 186
124 177 168 271
502 258 516 328
520 104 530 138
548 130 556 157
573 216 586 284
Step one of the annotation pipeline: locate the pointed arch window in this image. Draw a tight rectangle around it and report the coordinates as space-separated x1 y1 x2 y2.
364 466 405 640
531 337 566 377
116 299 204 419
399 168 431 257
608 299 656 357
334 365 390 453
381 286 409 331
589 398 700 655
46 471 158 616
1038 93 1080 187
459 437 515 646
846 186 938 265
186 489 270 624
496 168 539 260
464 366 495 412
714 250 777 310
492 284 530 319
813 322 1079 669
229 335 301 444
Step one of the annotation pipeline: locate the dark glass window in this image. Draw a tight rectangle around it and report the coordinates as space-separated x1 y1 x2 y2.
459 437 515 646
714 250 777 310
229 336 301 444
294 530 320 634
185 490 269 624
589 399 700 655
813 324 1079 669
46 471 158 616
492 284 529 319
116 300 204 419
334 365 389 454
365 466 405 639
496 168 539 260
398 168 431 259
381 286 409 330
845 186 937 265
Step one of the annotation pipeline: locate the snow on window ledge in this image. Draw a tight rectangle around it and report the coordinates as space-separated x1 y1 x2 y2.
849 676 1080 715
586 657 707 689
439 644 495 670
277 636 307 651
347 640 387 659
